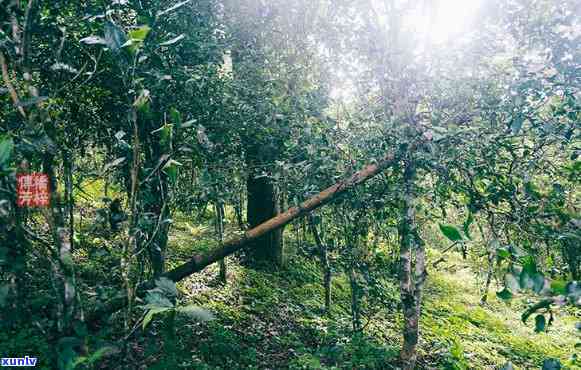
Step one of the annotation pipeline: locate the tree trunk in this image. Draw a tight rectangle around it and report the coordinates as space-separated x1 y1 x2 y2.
246 173 283 267
233 189 245 230
349 264 362 332
308 214 332 312
0 166 29 327
43 154 77 335
215 201 227 283
563 240 579 281
480 215 497 304
143 120 171 278
481 248 495 304
63 150 74 251
399 160 426 370
147 198 170 278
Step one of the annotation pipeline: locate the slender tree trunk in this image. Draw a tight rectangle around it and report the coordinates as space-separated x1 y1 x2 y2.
63 150 74 251
324 251 332 311
233 190 245 230
214 201 227 283
349 264 362 332
308 214 332 312
481 250 495 304
147 199 170 277
480 215 497 304
43 154 77 335
143 124 171 278
399 159 426 370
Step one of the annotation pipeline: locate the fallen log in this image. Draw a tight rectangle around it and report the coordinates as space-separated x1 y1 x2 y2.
163 158 402 281
91 144 408 321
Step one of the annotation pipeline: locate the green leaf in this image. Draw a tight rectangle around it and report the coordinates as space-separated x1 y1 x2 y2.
125 25 151 53
155 277 178 297
541 359 562 370
58 340 79 370
175 305 215 321
133 89 150 111
532 273 546 294
505 273 520 293
61 253 74 269
496 247 511 260
0 284 10 307
80 36 108 46
165 164 178 184
160 124 173 149
511 115 524 134
104 21 126 51
463 212 474 240
73 346 118 367
522 256 537 275
0 137 14 165
500 362 514 370
144 291 173 309
73 321 88 338
128 25 151 41
439 224 463 242
142 307 170 329
534 314 546 333
520 270 534 291
170 108 182 126
160 34 185 46
551 280 567 295
163 160 182 185
496 288 513 300
157 0 192 17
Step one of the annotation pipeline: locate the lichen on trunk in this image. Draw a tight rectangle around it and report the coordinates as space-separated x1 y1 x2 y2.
399 159 426 370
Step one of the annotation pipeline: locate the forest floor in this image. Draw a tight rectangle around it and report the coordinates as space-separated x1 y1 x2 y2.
2 216 579 369
124 219 580 370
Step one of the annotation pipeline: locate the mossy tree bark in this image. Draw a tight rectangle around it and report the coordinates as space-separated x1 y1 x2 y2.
399 158 426 369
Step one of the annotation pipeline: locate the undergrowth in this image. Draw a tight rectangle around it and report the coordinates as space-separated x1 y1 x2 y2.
3 220 579 369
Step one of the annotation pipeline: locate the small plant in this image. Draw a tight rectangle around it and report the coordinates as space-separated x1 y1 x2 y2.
140 277 215 330
444 340 469 370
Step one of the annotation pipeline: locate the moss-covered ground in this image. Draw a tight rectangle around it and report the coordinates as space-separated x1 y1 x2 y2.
118 221 580 369
2 215 579 369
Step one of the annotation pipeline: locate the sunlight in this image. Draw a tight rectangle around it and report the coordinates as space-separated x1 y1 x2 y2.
409 0 483 44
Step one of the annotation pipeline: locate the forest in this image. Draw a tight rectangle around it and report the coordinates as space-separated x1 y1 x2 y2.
0 0 579 369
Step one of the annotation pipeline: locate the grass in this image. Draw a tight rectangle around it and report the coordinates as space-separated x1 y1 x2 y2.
4 215 579 369
121 222 579 369
421 263 580 369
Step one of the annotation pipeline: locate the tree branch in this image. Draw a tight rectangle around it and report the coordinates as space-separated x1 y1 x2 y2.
0 51 27 119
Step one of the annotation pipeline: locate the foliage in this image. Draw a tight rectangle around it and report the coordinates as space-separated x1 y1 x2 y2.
140 277 214 330
0 0 579 368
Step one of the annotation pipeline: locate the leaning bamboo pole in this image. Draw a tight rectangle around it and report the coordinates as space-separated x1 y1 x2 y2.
90 143 413 321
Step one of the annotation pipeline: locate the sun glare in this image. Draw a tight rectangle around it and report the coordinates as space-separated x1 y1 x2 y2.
410 0 483 44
